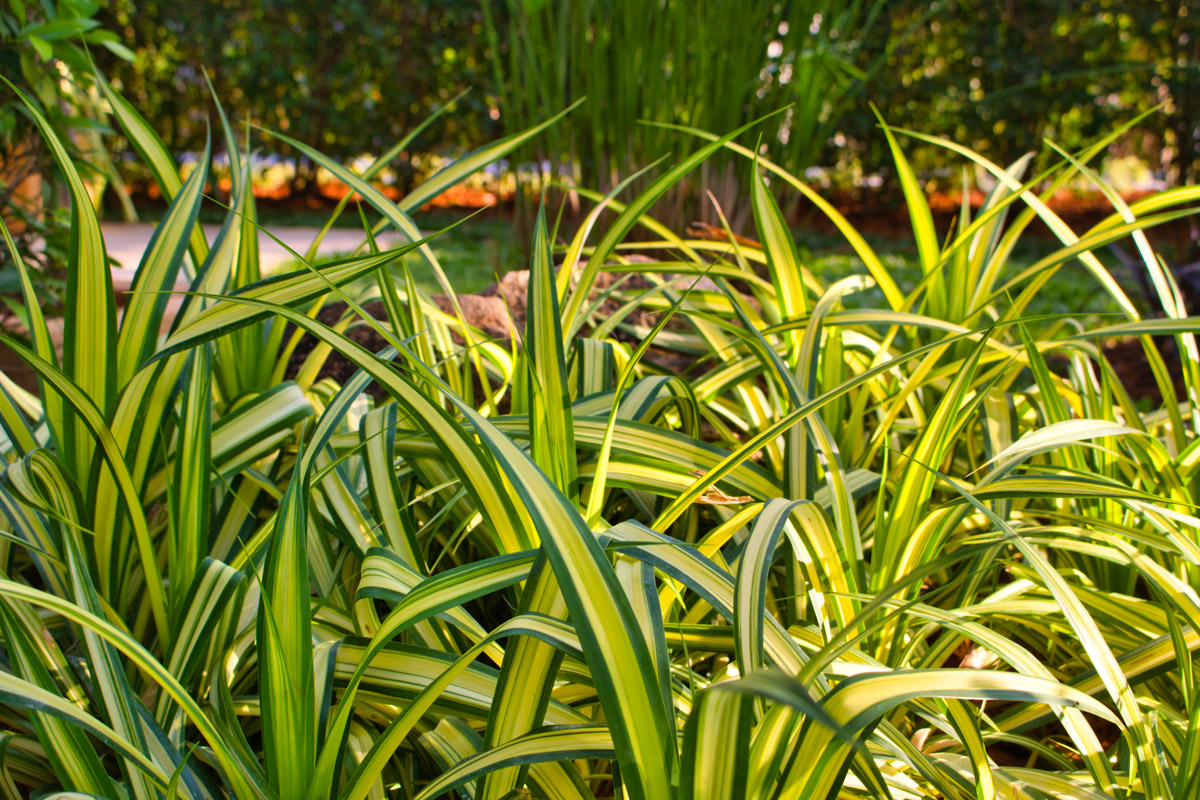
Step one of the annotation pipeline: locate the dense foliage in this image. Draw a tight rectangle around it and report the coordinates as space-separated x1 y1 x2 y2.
0 70 1199 800
87 0 1200 199
0 0 133 289
480 0 886 207
95 0 497 194
844 0 1200 188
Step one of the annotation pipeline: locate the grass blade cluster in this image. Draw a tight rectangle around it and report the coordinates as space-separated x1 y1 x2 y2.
0 74 1197 800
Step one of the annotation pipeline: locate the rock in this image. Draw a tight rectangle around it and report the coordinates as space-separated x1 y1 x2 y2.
432 292 514 344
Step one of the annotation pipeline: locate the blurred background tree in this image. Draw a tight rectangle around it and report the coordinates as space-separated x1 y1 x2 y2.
88 0 1200 199
26 0 1200 220
840 0 1199 190
96 0 499 197
0 0 134 303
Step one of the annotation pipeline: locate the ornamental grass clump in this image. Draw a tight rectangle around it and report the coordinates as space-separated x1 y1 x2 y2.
0 74 1197 800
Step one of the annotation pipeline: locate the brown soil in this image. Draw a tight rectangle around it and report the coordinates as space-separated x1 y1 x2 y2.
1102 335 1187 404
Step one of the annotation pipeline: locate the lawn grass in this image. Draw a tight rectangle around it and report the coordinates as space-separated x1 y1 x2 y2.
798 230 1129 320
122 201 1134 320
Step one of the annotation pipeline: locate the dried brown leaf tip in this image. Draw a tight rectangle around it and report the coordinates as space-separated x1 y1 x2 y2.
686 221 762 249
689 469 754 505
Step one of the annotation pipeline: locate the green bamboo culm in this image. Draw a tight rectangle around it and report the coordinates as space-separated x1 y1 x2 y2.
481 0 886 225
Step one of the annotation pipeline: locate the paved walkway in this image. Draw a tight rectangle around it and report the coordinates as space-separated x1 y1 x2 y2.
101 223 404 276
2 224 414 394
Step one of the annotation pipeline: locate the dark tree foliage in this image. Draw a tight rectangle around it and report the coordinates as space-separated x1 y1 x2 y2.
0 0 133 296
840 0 1199 186
91 0 1199 197
95 0 500 194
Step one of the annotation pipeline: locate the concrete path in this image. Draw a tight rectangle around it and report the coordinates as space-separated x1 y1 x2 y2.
11 223 405 356
101 223 404 276
1 224 415 394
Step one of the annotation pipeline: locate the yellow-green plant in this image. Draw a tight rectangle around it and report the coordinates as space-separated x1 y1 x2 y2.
0 72 1198 800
